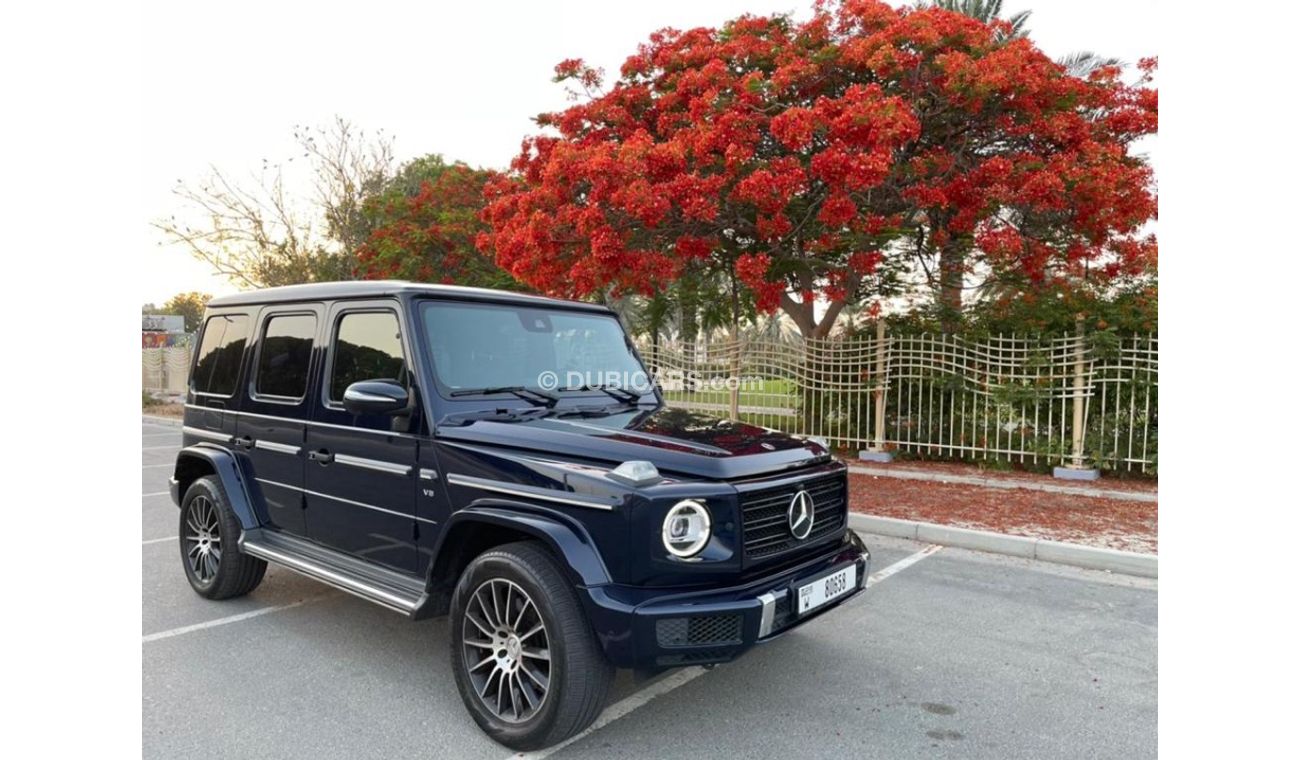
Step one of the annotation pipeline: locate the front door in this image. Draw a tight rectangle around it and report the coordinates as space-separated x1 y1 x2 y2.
237 306 322 537
304 302 419 573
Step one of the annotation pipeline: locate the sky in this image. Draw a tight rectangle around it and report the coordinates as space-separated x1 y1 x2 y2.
139 0 1159 306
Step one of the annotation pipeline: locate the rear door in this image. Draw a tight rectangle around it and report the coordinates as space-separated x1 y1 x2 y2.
303 301 419 572
185 311 251 442
236 305 322 537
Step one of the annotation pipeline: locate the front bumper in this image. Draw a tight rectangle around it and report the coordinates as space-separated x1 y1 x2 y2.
580 531 870 669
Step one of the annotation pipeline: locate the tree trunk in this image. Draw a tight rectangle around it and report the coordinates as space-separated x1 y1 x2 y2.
778 285 851 339
938 241 965 334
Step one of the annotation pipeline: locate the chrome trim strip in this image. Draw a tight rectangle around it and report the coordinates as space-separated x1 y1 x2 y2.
446 473 617 511
183 426 232 444
757 591 778 638
254 440 301 455
253 478 438 525
239 539 416 614
184 404 421 439
344 389 399 404
333 453 412 476
418 468 439 480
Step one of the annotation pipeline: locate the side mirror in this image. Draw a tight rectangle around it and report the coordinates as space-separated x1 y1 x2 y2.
342 380 409 415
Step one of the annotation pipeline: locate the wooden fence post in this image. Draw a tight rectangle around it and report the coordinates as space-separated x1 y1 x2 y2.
859 320 893 462
1071 318 1086 468
729 330 741 421
874 320 887 448
1054 317 1099 480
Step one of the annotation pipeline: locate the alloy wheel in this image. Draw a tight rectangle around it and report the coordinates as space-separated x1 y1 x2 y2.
461 578 551 723
184 495 222 584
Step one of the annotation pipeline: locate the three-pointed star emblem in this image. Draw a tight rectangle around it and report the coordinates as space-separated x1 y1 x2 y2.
787 489 815 539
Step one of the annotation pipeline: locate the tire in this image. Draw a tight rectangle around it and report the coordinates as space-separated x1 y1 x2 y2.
179 475 267 600
450 541 613 750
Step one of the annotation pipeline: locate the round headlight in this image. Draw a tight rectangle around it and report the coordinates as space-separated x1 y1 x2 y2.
662 499 712 558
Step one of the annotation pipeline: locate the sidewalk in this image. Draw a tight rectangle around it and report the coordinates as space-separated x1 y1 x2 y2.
848 460 1156 501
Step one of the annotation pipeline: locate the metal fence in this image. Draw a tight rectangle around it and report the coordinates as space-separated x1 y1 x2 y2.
143 346 191 394
638 327 1157 474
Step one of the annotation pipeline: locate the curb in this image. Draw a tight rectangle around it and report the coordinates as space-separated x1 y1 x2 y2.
849 513 1157 579
142 415 183 428
847 463 1157 503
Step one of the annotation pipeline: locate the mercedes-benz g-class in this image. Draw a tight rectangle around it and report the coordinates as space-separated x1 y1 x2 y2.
170 281 869 750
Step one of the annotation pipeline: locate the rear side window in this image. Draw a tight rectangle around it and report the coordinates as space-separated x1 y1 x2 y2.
255 314 316 400
193 314 250 396
329 311 406 402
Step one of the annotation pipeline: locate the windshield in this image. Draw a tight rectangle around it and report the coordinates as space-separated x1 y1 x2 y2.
419 300 653 399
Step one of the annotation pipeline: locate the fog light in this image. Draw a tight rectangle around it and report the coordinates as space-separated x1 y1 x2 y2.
662 500 711 558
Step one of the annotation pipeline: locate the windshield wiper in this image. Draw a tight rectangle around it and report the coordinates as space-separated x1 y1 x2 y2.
561 384 647 404
448 386 558 408
438 406 551 426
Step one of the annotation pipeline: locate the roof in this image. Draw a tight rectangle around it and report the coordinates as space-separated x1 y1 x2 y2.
206 280 611 312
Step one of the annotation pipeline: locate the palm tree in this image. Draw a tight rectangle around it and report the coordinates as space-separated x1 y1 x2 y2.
926 0 1120 74
929 0 1030 42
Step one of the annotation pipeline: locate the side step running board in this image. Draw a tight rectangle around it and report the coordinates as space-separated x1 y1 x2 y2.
239 529 427 616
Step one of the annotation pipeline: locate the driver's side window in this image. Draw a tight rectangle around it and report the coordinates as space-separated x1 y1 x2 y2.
329 310 407 404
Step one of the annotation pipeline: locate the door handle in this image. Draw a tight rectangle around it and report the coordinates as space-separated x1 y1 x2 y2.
234 436 254 449
308 449 334 464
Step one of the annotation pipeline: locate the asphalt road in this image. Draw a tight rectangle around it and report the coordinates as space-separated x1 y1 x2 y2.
142 417 1157 759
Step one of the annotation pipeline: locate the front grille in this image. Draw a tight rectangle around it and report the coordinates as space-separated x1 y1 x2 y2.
656 614 743 648
739 471 847 561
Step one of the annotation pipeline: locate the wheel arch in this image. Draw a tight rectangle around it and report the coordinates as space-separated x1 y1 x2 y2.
172 445 262 530
415 505 611 620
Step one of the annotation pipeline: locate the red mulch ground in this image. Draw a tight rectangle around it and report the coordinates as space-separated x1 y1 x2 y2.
848 470 1158 554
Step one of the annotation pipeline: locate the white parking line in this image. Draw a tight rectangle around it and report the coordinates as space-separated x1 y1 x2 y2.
142 433 180 440
142 445 180 452
865 544 942 587
143 536 176 545
508 543 942 760
142 595 330 644
143 463 173 469
143 491 170 497
513 666 710 760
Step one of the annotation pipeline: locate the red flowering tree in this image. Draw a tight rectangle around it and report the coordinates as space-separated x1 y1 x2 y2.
357 156 520 289
479 0 1157 335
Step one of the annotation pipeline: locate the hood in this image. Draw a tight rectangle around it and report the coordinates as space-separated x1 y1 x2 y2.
436 406 830 481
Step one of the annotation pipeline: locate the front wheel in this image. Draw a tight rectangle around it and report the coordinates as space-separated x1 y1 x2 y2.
450 541 613 750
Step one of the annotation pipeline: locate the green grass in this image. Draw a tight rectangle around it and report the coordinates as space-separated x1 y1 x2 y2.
661 378 795 409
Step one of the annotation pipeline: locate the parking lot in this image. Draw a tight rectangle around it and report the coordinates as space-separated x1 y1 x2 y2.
142 417 1157 759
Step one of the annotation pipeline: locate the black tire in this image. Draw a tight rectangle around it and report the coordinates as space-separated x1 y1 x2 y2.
179 475 267 600
450 541 613 750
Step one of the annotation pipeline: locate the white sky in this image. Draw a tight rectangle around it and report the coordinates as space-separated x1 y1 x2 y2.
140 0 1159 305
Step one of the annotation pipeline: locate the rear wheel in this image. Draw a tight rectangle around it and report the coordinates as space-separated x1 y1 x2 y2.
179 476 266 599
450 541 613 750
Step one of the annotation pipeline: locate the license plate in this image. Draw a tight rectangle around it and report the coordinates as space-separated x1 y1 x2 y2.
797 564 857 615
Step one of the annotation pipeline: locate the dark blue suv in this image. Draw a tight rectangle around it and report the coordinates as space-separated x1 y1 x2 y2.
170 281 870 750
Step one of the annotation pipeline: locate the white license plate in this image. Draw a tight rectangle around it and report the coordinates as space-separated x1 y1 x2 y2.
797 564 857 615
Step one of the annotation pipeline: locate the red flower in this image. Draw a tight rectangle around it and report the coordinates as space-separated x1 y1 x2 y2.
477 0 1157 328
